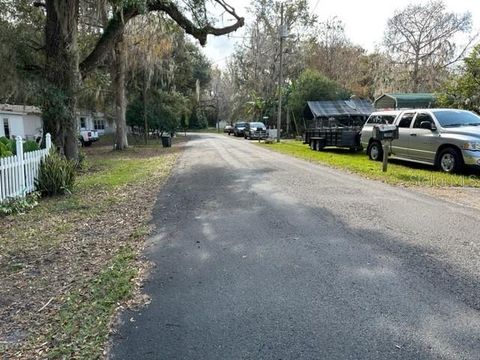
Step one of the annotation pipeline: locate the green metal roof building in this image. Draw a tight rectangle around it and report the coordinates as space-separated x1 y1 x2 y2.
374 93 436 110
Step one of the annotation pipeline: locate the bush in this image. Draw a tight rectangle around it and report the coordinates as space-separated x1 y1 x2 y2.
23 140 40 153
0 137 39 157
0 137 14 156
0 141 12 157
35 149 76 196
0 192 40 216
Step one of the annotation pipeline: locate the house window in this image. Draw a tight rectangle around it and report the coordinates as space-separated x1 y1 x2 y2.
80 117 86 129
3 118 10 139
94 119 105 130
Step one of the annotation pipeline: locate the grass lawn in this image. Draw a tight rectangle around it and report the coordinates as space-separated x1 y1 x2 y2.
0 139 183 359
259 140 480 188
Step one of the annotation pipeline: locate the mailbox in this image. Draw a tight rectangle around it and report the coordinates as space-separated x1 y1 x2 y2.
372 124 399 141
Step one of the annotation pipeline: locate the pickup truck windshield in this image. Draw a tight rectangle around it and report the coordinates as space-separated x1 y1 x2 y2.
433 110 480 127
250 122 265 128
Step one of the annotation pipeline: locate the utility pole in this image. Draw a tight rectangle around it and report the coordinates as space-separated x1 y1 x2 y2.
276 2 285 143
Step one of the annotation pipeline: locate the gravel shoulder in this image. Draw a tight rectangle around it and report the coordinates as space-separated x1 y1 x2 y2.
416 186 480 211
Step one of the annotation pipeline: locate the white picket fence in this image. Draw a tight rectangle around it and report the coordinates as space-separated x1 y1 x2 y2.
0 134 52 202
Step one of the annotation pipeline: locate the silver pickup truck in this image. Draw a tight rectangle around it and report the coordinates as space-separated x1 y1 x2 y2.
360 109 480 172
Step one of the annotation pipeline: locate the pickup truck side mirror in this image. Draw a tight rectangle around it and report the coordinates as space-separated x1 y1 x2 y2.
420 121 436 131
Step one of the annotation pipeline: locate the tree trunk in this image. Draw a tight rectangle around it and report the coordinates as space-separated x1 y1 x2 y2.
44 0 80 160
112 33 128 150
412 49 420 92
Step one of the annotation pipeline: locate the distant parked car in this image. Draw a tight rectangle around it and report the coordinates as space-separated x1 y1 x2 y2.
233 122 247 137
224 125 234 135
360 109 480 172
244 122 267 140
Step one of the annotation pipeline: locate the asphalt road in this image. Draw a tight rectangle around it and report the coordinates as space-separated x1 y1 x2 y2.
111 133 480 360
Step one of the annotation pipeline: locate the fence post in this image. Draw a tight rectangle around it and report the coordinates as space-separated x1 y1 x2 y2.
45 133 52 151
16 136 26 196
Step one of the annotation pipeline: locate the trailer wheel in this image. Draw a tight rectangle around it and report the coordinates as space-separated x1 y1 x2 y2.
368 141 383 161
316 140 325 151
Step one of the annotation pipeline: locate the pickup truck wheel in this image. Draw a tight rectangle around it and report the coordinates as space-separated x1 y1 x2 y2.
368 141 383 161
83 140 92 147
437 147 463 173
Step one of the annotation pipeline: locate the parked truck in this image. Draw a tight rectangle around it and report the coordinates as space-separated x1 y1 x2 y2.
78 129 99 147
360 109 480 172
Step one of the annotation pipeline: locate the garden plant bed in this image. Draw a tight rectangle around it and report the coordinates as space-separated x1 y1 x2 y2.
0 138 185 358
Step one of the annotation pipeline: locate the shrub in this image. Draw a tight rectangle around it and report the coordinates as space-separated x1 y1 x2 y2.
23 140 40 153
0 141 12 157
0 192 40 216
0 137 40 156
35 149 76 196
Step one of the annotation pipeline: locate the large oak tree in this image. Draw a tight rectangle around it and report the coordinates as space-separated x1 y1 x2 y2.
38 0 244 159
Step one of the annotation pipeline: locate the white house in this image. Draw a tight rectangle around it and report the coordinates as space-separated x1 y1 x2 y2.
77 110 113 135
0 104 42 140
0 104 113 139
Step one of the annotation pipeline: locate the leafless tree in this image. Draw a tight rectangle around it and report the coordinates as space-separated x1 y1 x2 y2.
306 17 371 97
384 0 474 92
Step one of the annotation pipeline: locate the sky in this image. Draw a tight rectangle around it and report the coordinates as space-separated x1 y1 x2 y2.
199 0 480 68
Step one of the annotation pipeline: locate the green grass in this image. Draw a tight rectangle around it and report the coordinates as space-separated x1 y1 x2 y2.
259 140 480 187
77 156 171 189
46 247 137 359
1 143 180 358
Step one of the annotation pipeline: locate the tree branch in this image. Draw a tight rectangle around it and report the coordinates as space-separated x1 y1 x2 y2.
33 1 46 8
147 0 244 45
80 0 244 77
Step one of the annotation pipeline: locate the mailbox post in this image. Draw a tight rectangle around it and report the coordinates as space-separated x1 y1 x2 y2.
372 124 399 172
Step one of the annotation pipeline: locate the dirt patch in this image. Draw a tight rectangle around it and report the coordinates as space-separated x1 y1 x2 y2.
417 186 480 211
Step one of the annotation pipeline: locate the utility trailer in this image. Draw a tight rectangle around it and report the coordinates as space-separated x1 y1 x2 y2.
303 100 374 152
305 126 362 151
